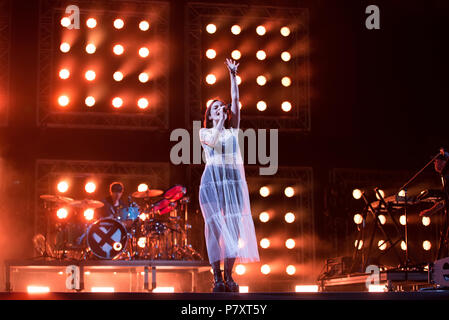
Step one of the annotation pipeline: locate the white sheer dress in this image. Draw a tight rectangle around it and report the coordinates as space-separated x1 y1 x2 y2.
199 127 260 264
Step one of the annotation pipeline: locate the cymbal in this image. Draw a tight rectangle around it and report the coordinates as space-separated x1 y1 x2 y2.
132 189 164 198
40 194 74 204
69 199 104 209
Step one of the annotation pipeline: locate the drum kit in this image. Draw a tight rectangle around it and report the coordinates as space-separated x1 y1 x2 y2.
35 185 203 261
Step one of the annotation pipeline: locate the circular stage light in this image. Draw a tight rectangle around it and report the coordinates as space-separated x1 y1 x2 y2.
282 76 291 87
59 69 70 80
205 74 216 85
378 214 386 225
85 182 96 193
138 98 149 109
260 238 270 249
112 97 123 109
285 239 296 249
423 240 431 251
259 186 270 197
259 212 270 223
231 50 241 60
280 26 291 37
139 47 149 58
422 216 431 226
375 189 385 200
139 20 150 31
286 265 296 275
85 70 96 81
61 17 71 28
86 43 96 54
206 24 216 34
113 71 124 82
60 42 70 53
236 75 242 85
281 51 291 62
84 209 94 221
401 241 407 251
378 240 387 251
256 75 267 86
137 237 146 248
139 72 149 83
85 96 95 107
57 208 68 219
256 25 266 36
261 264 271 275
206 49 216 59
231 25 241 35
256 50 266 60
114 19 124 29
284 187 294 197
235 264 246 275
113 44 124 55
86 18 97 29
257 101 267 111
58 95 69 107
57 181 69 193
138 183 148 192
355 240 363 250
285 212 295 223
353 213 363 224
352 189 362 199
399 215 406 226
281 101 292 112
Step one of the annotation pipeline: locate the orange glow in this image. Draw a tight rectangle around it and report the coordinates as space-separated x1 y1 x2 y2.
256 25 266 36
205 74 216 85
231 25 241 35
139 213 147 221
280 27 291 37
85 70 96 81
281 51 291 62
91 287 114 292
58 95 69 107
286 265 296 275
86 18 97 29
353 213 363 224
60 42 70 53
256 101 267 111
139 47 149 58
112 97 123 108
113 44 124 55
261 264 271 275
235 264 246 275
285 238 296 249
231 50 241 60
138 98 149 109
139 21 150 31
85 182 96 193
139 72 149 83
85 96 95 107
285 212 295 223
57 181 69 193
152 287 174 293
113 71 124 81
295 285 319 292
57 208 68 219
281 101 292 112
85 43 96 54
259 212 270 223
256 75 267 86
256 50 266 60
113 19 124 29
239 286 249 293
61 17 71 28
206 49 216 59
281 77 291 87
260 238 270 248
59 69 70 80
259 186 270 197
27 286 50 293
84 209 94 221
206 24 216 34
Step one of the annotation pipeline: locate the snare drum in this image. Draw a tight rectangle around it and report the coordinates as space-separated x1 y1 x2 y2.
87 218 128 259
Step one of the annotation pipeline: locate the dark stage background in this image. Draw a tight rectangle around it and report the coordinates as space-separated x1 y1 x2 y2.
0 0 448 289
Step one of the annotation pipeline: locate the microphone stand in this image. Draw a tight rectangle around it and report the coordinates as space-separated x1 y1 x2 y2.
397 153 441 270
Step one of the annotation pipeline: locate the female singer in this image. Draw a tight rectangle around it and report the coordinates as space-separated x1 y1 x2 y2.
199 58 260 292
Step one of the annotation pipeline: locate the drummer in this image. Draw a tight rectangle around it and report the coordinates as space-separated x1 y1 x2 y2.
99 182 127 219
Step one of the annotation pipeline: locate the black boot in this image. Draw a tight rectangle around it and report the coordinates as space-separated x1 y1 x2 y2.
224 258 239 292
211 261 225 292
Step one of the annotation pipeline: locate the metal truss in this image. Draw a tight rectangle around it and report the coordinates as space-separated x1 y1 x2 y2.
186 2 310 131
34 159 170 234
187 164 316 281
330 168 413 190
37 0 169 130
0 0 11 126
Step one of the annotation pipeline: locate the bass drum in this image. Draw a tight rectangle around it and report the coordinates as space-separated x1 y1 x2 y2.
87 218 128 259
